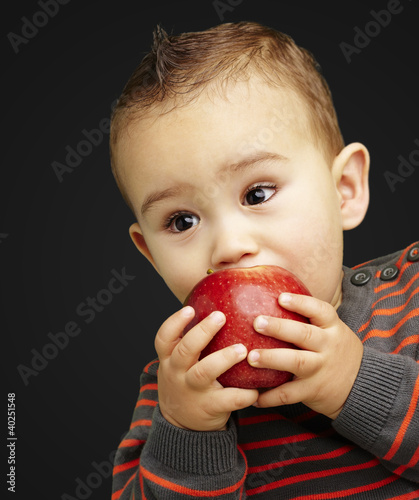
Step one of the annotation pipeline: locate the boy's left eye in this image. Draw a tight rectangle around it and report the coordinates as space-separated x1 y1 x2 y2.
243 185 276 206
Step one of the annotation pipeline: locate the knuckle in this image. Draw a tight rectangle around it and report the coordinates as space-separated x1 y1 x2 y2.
197 318 216 339
217 348 231 367
294 351 307 374
176 340 192 359
224 344 242 362
154 335 162 354
272 319 282 337
189 363 208 387
231 391 250 410
319 300 333 319
301 323 313 344
265 349 275 366
154 333 168 357
274 389 290 406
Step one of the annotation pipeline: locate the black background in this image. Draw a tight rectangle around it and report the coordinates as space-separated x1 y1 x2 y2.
2 0 418 498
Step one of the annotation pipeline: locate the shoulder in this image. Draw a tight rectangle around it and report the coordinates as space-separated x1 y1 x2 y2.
348 241 419 286
339 242 419 339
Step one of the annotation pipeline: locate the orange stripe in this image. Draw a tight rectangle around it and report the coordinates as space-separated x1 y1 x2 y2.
113 458 140 475
378 244 418 294
239 413 286 426
248 445 353 474
140 470 147 499
291 410 318 423
396 244 416 268
111 472 136 500
241 432 314 451
352 258 374 270
111 489 122 500
130 419 152 429
390 491 419 500
144 359 159 373
371 271 419 309
140 383 158 393
384 373 419 461
136 399 158 408
240 409 318 426
373 260 412 295
362 309 419 342
140 464 245 496
393 441 419 475
392 335 419 354
247 458 380 495
240 428 335 451
287 475 399 500
119 439 145 448
352 242 416 274
359 286 419 333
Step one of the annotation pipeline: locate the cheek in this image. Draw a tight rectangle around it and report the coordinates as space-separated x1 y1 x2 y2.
278 206 343 300
145 232 210 302
155 261 186 298
156 258 202 303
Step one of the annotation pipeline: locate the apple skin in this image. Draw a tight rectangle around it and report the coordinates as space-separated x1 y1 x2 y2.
183 265 311 390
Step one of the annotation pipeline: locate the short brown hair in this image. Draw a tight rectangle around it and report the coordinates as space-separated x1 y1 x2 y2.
110 22 344 211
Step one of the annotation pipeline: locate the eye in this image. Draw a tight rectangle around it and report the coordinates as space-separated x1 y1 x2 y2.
243 184 277 206
165 212 200 233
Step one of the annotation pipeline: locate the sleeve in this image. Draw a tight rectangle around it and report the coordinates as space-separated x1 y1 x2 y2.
333 347 419 483
112 360 248 499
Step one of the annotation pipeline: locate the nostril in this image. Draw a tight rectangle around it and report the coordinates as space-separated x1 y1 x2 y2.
211 236 259 269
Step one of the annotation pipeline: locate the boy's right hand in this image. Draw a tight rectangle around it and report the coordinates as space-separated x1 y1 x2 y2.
155 305 259 432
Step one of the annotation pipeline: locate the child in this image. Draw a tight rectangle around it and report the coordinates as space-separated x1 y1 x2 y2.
110 22 419 498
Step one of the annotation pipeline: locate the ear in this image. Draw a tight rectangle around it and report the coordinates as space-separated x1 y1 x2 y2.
129 222 158 271
332 142 370 230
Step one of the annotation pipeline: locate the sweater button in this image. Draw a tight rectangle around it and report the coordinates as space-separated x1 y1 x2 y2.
380 264 399 281
407 245 419 262
350 271 372 286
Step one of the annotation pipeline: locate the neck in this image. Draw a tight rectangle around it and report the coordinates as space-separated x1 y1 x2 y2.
331 270 344 310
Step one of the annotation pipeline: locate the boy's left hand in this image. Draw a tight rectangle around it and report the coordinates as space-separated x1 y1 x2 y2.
248 293 364 420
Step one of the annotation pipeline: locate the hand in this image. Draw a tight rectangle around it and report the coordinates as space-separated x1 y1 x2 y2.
155 306 259 431
248 293 364 419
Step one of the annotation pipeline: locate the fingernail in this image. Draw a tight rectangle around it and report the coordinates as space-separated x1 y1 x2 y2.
248 351 260 364
210 311 225 325
233 343 246 355
255 316 268 331
181 306 194 317
279 293 292 305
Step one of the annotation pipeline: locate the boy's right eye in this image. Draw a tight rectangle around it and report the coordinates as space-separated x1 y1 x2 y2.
166 212 199 233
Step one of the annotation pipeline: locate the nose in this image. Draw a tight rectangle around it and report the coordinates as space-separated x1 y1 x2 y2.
210 218 260 269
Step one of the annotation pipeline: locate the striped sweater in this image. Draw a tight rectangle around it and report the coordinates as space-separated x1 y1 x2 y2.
112 242 419 499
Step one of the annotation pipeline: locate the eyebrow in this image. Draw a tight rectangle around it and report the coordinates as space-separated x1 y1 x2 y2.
140 151 287 216
141 186 185 216
226 151 287 173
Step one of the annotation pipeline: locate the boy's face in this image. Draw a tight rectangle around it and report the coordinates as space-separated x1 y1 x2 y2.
116 79 355 307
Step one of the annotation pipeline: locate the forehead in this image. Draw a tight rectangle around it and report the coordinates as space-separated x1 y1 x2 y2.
115 80 312 209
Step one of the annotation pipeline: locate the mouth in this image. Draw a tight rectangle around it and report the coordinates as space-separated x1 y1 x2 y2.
207 263 287 274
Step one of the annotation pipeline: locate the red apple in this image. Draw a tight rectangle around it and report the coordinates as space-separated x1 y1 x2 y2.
183 265 311 390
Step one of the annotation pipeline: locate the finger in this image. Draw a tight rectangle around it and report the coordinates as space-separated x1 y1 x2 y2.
212 387 259 413
248 347 319 378
155 306 196 359
278 293 336 328
171 311 226 371
187 343 248 388
255 378 310 408
254 315 323 352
